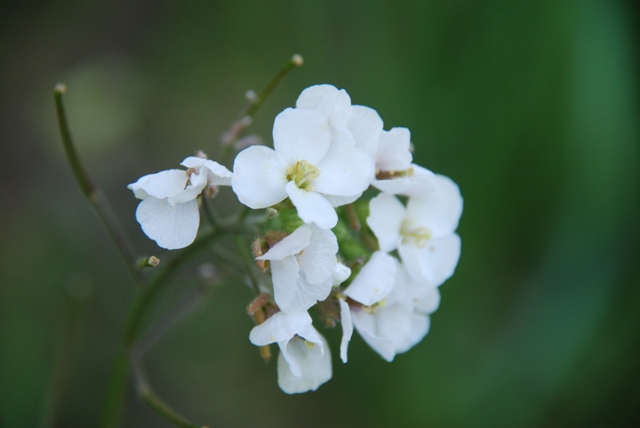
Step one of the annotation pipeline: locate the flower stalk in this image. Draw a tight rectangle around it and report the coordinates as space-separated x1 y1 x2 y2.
54 84 146 288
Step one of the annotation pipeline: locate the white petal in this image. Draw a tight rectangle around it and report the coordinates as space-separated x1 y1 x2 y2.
284 275 333 315
278 324 325 377
296 84 352 128
414 287 441 315
332 263 352 286
277 333 332 394
273 108 331 166
372 164 437 197
179 156 207 169
285 181 337 229
167 169 207 204
297 225 338 284
351 310 396 362
339 299 353 363
323 193 361 207
398 234 461 286
367 193 406 252
258 226 312 262
248 311 312 346
180 157 233 186
231 146 288 209
314 143 374 197
375 127 413 172
202 160 233 184
375 305 429 355
348 105 383 158
344 251 396 306
406 174 463 238
271 257 301 312
128 169 188 200
135 197 199 250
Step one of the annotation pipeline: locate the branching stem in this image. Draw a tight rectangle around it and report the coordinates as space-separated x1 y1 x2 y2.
54 84 146 288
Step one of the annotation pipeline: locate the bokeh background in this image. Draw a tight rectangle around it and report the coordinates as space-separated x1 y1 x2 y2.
1 0 639 427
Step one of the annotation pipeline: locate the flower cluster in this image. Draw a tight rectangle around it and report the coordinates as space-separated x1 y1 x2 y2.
128 84 462 394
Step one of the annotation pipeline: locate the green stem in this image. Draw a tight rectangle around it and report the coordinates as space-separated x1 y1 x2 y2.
100 227 225 428
41 289 88 428
200 196 219 228
220 54 304 162
233 235 261 295
54 84 145 288
129 351 206 428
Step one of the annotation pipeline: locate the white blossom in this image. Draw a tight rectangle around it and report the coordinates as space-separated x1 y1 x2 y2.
345 260 441 362
257 224 339 314
127 156 232 250
231 98 374 229
249 311 332 394
367 174 463 285
339 251 396 363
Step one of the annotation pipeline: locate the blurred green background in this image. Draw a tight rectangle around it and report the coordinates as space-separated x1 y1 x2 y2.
1 0 639 426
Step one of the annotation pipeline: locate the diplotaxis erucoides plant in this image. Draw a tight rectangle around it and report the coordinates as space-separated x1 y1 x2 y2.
54 54 462 428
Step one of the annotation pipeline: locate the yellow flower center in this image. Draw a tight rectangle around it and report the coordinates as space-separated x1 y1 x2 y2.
286 160 320 190
400 222 432 248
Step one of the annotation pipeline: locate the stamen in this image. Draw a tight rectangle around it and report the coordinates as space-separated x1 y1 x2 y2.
286 160 320 190
401 223 433 248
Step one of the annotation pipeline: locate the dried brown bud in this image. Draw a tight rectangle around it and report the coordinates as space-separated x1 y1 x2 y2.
247 292 272 316
315 297 341 328
259 345 271 362
251 238 270 272
264 230 288 248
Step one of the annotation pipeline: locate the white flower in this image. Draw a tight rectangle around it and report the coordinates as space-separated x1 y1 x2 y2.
367 174 463 285
342 260 440 362
350 300 432 362
338 251 396 363
127 156 231 250
230 106 371 228
343 251 396 306
231 102 374 229
257 224 339 314
249 311 332 394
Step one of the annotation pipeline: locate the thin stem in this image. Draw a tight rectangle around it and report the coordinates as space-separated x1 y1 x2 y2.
233 235 261 295
41 289 88 428
220 54 304 162
208 246 245 274
244 53 304 118
129 351 206 428
99 226 230 428
200 196 219 228
345 204 361 231
54 84 145 288
135 281 216 355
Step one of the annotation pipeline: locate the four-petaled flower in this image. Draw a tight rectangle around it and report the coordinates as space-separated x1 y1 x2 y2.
367 174 463 286
232 95 373 229
249 311 332 394
257 224 340 314
128 156 231 250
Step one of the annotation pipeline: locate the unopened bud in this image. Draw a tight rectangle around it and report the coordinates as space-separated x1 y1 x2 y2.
247 292 272 315
233 134 263 152
138 256 160 268
266 207 278 218
291 54 304 66
264 230 288 248
245 90 258 102
205 184 220 198
316 298 340 328
259 345 271 362
251 238 269 272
